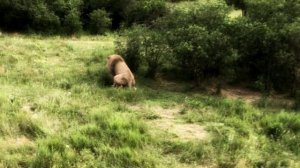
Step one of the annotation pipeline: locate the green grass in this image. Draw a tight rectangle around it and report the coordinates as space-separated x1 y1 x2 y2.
0 33 300 168
167 0 228 10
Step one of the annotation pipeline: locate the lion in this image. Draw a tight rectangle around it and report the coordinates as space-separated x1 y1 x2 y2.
107 54 136 89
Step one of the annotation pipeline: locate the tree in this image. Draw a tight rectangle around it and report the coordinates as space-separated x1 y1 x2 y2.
63 9 82 35
89 9 111 34
284 20 300 96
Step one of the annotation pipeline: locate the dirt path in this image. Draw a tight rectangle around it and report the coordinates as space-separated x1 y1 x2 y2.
221 86 261 104
129 105 208 141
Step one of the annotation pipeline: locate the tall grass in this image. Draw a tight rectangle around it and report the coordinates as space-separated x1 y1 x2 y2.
178 94 300 167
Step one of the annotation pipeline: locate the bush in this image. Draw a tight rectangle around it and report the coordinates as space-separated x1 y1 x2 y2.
30 3 61 33
117 26 173 78
124 0 167 26
115 26 145 73
142 31 172 78
167 25 234 81
0 0 167 33
89 9 111 34
63 10 82 35
154 1 229 31
226 17 296 92
120 2 234 81
114 0 299 94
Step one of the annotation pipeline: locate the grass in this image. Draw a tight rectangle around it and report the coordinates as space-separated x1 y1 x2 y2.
0 33 300 168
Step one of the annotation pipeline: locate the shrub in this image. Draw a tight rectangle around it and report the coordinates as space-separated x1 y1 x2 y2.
0 0 167 33
63 10 82 35
154 1 229 31
142 31 172 78
89 9 111 34
117 26 172 78
167 25 234 82
120 2 235 81
115 26 146 73
124 0 167 26
226 17 295 92
31 4 61 33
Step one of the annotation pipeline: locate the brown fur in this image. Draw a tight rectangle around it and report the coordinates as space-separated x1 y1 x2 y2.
107 55 136 88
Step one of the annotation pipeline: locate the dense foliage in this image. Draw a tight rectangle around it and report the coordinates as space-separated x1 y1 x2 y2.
0 0 167 34
118 0 300 96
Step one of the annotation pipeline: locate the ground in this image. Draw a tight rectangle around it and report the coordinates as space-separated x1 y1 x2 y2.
0 34 300 168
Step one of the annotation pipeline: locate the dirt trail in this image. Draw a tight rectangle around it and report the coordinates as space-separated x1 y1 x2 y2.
221 87 261 103
129 105 208 141
220 86 294 108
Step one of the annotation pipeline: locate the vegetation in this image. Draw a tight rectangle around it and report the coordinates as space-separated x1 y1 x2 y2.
0 0 300 167
0 33 300 168
117 0 300 96
0 0 298 95
0 0 167 34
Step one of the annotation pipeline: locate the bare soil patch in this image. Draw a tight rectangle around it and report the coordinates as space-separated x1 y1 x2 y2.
1 136 34 148
221 86 261 103
129 104 209 141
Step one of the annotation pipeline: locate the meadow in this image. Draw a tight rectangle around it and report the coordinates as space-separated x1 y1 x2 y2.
0 34 299 168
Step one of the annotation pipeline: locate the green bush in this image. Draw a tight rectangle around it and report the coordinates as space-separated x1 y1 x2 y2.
142 31 172 78
31 4 61 33
120 2 235 81
118 27 172 78
154 2 229 31
115 26 145 73
124 0 167 26
226 17 296 92
167 25 234 81
89 9 111 34
0 0 167 33
63 10 82 35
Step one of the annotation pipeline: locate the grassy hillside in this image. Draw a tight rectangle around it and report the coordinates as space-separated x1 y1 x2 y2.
0 34 300 168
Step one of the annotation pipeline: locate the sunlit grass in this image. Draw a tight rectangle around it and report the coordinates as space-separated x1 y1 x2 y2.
0 33 300 167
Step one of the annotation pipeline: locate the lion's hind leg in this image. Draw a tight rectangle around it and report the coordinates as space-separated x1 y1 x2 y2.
113 74 128 88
